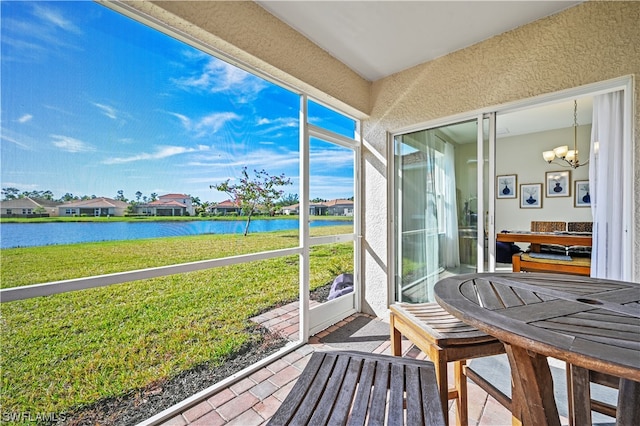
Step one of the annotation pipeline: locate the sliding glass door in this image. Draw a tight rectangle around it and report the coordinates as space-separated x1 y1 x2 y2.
393 78 634 303
393 119 482 302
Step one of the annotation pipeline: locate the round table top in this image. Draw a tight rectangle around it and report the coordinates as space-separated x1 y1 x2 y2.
434 272 640 381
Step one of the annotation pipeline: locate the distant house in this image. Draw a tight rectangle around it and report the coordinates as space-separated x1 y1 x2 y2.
281 202 327 216
324 199 354 216
280 201 355 216
58 197 129 217
210 199 241 215
281 204 299 215
0 197 61 217
310 202 328 216
135 193 194 216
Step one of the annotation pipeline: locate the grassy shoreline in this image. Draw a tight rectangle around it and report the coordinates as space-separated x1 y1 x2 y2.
0 226 353 417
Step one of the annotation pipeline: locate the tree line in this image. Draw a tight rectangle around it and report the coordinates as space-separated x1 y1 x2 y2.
0 187 160 204
2 167 351 221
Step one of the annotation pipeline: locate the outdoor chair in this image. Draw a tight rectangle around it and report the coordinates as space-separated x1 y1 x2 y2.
268 350 446 425
390 302 509 426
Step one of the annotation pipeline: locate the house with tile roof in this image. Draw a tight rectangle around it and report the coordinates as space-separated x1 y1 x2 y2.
209 199 242 216
324 199 354 216
134 193 194 216
57 197 129 217
0 197 61 217
281 201 357 216
281 202 328 216
280 203 299 215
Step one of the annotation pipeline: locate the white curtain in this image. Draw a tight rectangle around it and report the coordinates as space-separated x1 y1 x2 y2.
395 137 438 303
589 91 630 280
395 132 461 302
443 142 460 268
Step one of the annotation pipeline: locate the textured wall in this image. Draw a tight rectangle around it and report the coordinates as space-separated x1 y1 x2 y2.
363 1 640 317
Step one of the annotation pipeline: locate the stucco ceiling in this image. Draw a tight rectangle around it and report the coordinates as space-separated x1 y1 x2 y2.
256 1 582 82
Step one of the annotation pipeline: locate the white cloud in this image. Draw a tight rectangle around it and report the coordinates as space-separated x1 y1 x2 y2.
32 4 81 34
195 112 240 136
168 112 191 129
309 175 355 199
102 145 210 165
174 56 267 101
1 34 48 59
1 182 40 191
44 104 73 116
93 103 118 120
187 148 299 171
0 129 33 150
310 147 354 168
50 134 94 153
206 61 251 92
256 116 297 130
169 111 240 137
18 114 33 123
1 4 83 63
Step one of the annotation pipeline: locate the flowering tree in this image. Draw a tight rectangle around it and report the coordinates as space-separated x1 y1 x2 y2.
211 167 292 236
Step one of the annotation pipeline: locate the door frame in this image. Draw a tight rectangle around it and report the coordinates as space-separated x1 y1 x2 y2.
302 100 362 337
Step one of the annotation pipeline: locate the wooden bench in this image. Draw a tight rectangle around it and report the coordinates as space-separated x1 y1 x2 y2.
512 252 591 276
268 350 446 426
390 302 509 426
511 221 592 276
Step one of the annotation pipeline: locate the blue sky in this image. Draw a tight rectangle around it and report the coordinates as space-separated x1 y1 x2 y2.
1 1 356 203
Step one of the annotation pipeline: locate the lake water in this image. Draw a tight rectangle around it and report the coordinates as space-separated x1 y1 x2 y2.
0 219 350 249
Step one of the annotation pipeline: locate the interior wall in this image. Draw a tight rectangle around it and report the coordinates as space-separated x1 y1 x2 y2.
495 124 592 233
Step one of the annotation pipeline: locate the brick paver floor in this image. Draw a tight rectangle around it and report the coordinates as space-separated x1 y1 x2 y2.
157 301 568 426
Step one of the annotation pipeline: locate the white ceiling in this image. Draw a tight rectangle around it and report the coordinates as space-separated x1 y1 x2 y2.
257 1 582 81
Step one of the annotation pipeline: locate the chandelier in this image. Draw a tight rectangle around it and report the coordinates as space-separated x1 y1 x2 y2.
542 100 588 169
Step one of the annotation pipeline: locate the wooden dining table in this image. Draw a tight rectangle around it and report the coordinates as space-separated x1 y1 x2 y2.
434 272 640 426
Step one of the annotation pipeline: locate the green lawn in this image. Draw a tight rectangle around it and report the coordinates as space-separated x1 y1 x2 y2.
0 226 352 416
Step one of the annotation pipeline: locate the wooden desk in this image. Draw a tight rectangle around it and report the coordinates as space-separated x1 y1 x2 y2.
435 273 640 426
497 232 592 253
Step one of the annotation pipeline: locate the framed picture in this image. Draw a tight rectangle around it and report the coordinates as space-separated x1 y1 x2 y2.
496 174 517 199
545 170 571 197
574 180 591 207
520 183 542 209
